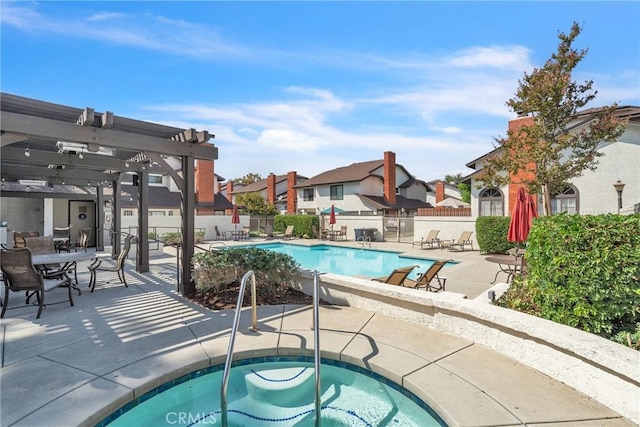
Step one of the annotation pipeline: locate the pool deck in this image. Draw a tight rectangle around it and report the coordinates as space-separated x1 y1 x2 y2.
1 238 635 426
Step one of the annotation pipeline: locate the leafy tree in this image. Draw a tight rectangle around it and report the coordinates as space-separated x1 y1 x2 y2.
479 22 627 215
457 182 471 203
235 192 279 215
233 173 262 184
444 173 464 185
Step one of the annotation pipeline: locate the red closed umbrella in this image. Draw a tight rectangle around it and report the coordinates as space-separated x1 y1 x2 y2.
508 188 538 244
231 204 240 232
329 204 336 230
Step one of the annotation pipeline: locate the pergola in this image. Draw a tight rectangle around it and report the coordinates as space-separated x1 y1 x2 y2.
0 92 218 296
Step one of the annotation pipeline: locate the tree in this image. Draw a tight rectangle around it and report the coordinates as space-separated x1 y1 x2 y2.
233 173 262 185
444 173 464 185
479 22 627 215
235 192 279 215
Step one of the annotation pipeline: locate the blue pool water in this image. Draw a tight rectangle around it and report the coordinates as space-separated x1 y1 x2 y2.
247 243 451 280
102 357 446 426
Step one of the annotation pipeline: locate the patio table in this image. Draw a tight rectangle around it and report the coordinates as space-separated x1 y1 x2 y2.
485 255 525 284
32 251 99 294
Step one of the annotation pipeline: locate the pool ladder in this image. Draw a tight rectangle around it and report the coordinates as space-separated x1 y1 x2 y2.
220 270 322 427
357 236 372 247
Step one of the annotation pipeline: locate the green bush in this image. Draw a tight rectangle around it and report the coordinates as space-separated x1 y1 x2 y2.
476 216 513 254
192 247 300 299
504 214 640 340
160 231 205 245
274 215 319 237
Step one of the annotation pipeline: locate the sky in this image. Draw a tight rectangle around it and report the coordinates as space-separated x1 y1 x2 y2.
1 1 638 184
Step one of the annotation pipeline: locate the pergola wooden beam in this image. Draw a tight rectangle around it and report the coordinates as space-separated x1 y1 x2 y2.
2 112 218 159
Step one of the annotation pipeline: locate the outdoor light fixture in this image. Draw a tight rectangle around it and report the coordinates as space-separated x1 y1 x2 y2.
56 141 114 156
613 179 625 214
125 161 130 168
24 148 30 157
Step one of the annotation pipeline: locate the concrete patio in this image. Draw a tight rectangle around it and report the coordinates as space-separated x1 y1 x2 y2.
1 240 637 426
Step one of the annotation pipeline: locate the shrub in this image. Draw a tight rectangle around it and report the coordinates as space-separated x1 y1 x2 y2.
274 215 319 237
512 214 640 340
476 216 513 254
192 247 300 299
160 231 205 245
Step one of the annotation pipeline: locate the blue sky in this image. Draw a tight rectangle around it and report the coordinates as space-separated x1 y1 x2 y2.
2 1 638 183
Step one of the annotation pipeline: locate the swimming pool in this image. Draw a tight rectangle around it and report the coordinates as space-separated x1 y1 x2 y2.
101 357 446 426
247 243 452 280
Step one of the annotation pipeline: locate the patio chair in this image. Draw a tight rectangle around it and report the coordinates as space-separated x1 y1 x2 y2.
88 234 135 292
338 225 348 240
372 265 420 286
0 248 74 319
53 225 73 252
403 259 448 292
214 226 228 241
274 225 295 239
75 228 91 252
13 231 39 248
440 231 474 251
412 230 440 249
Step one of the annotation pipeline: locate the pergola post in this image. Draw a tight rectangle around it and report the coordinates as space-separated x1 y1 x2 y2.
180 156 196 296
111 179 122 257
137 170 149 273
96 185 105 251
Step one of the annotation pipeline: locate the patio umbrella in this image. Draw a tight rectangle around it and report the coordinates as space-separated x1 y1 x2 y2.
329 204 337 230
508 188 538 244
231 204 240 232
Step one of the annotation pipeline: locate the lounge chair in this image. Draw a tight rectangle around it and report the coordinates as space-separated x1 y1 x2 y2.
311 225 325 240
412 230 440 249
258 225 274 239
87 235 135 292
274 225 295 239
372 265 420 286
403 259 448 292
0 248 74 319
440 231 474 251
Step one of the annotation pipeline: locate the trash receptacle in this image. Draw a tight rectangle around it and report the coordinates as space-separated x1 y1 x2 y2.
354 228 364 241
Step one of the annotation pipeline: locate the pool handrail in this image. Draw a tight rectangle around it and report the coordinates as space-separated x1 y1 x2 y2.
313 270 321 426
220 270 258 427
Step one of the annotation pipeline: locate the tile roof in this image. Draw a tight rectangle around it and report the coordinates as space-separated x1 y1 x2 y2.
356 193 432 210
295 159 385 187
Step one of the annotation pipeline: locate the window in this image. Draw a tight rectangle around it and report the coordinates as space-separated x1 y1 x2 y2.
168 211 174 216
330 185 343 200
479 188 504 216
303 188 314 201
149 210 166 216
123 210 134 216
149 174 163 184
551 186 578 214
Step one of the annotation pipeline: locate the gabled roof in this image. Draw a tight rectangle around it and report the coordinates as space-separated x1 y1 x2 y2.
466 105 640 169
232 174 308 194
296 160 384 187
400 176 432 191
355 193 432 210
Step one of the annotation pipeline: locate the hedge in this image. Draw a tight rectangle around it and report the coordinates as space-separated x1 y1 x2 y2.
505 213 640 340
475 216 514 254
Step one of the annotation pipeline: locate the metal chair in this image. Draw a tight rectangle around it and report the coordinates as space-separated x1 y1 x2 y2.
53 225 73 252
0 248 73 319
88 235 135 292
75 228 91 252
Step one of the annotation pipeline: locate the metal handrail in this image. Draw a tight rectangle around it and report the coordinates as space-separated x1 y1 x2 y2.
220 270 258 427
207 241 228 251
312 270 322 426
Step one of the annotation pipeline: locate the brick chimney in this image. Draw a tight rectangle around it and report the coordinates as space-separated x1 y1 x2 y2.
507 115 537 214
267 173 277 205
435 181 445 203
383 151 396 205
195 159 214 215
226 181 234 203
287 171 297 214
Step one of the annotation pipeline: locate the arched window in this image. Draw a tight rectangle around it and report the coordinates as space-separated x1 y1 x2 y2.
479 188 504 216
551 186 578 214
